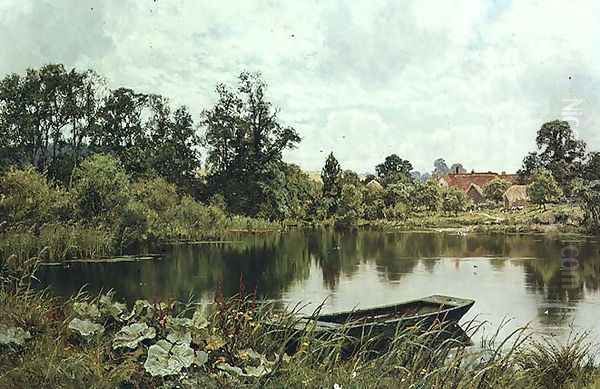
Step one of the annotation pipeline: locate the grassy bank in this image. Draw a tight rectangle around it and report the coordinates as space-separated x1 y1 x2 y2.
363 204 586 234
1 264 599 389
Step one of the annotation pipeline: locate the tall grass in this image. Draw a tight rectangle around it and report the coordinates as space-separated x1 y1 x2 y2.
0 224 113 263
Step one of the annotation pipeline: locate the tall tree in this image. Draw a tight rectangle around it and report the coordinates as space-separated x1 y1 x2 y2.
375 154 413 185
449 163 466 174
584 152 600 181
201 72 300 216
520 120 587 190
433 158 450 177
321 152 342 215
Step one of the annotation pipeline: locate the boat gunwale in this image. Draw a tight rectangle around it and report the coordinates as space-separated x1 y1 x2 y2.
300 295 475 330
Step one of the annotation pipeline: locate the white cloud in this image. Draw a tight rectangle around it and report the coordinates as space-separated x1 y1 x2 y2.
1 0 599 173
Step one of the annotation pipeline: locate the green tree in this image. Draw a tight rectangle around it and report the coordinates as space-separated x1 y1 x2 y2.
0 166 70 225
384 182 412 207
375 154 413 185
201 72 300 216
335 184 363 227
574 180 600 232
483 178 512 204
519 120 587 190
361 185 385 220
433 158 450 177
584 152 600 181
321 152 342 215
71 154 130 220
442 187 469 215
411 180 442 212
527 169 563 209
0 64 105 181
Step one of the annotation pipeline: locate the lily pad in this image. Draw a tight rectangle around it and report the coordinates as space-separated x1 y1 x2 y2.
144 339 195 377
68 318 104 338
0 325 31 346
72 302 101 320
112 322 156 350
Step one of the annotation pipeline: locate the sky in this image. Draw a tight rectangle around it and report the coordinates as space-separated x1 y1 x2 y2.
1 0 599 174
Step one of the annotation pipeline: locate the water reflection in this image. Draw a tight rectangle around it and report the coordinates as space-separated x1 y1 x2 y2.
36 229 600 343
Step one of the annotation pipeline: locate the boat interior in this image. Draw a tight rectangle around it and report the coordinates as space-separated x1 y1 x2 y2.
314 301 448 324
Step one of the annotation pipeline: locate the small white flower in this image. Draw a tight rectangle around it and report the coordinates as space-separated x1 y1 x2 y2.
334 384 342 389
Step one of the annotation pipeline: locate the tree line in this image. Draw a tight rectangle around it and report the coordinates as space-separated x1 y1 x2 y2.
1 64 599 231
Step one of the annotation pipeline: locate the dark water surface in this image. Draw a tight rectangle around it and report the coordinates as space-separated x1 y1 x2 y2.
37 229 600 344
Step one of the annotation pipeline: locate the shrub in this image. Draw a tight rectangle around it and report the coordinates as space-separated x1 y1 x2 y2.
484 178 512 204
0 166 71 225
527 169 563 209
442 187 470 215
71 155 130 221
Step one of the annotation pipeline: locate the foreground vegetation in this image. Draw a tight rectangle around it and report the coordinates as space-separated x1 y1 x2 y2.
1 262 599 389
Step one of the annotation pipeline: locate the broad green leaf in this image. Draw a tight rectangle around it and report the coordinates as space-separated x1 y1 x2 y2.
112 322 156 350
144 339 194 377
245 365 271 377
72 302 101 320
194 350 209 366
216 362 243 376
0 325 31 346
68 318 104 338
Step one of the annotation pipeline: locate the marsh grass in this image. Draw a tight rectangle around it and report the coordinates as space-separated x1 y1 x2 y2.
1 269 599 389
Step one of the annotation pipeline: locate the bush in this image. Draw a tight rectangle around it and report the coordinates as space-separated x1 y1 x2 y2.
442 187 470 215
484 178 511 204
0 167 71 225
71 155 130 221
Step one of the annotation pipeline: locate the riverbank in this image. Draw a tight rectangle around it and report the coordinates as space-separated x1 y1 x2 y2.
362 204 587 234
1 283 599 388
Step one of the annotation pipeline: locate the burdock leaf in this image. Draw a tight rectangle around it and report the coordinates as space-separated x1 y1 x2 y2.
68 318 104 338
72 302 101 320
0 325 31 346
144 339 194 377
216 362 243 377
194 350 209 366
112 322 156 350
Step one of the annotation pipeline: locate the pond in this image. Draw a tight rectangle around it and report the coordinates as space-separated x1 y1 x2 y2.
36 229 600 345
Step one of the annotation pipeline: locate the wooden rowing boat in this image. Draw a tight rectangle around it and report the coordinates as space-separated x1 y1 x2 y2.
277 295 475 339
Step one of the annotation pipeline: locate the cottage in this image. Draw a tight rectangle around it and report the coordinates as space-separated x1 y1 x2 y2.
503 185 529 209
438 171 518 192
466 183 485 203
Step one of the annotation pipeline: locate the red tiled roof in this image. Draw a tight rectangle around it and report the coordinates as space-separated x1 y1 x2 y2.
440 172 518 192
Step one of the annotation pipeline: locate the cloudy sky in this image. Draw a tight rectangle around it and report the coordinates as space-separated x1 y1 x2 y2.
1 0 599 174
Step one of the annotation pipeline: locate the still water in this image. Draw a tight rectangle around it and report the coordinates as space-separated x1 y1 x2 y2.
37 229 600 344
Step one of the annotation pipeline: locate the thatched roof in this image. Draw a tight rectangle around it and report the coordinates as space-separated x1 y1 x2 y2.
466 183 484 197
366 179 384 192
503 185 529 203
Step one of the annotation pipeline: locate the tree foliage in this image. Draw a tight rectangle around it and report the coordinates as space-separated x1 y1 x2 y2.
201 72 300 217
442 187 469 214
71 154 130 221
375 154 413 185
321 153 342 215
519 120 586 191
527 169 563 208
483 178 512 204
